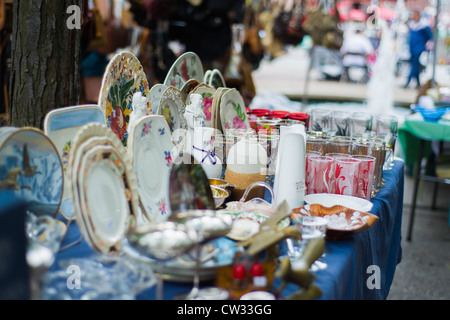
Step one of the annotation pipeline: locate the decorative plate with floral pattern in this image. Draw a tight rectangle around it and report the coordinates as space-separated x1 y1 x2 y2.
164 51 204 90
99 52 152 147
149 83 167 116
187 83 216 128
128 115 174 222
157 86 186 133
219 89 250 131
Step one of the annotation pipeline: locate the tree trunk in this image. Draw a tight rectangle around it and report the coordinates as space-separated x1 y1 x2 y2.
9 0 82 129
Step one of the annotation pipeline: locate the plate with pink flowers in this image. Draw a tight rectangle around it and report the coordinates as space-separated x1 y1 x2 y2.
164 51 204 90
219 89 250 131
99 51 152 147
187 83 216 127
128 115 175 222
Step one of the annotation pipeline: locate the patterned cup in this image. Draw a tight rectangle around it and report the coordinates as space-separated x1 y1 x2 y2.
352 155 376 200
334 157 361 196
306 156 335 195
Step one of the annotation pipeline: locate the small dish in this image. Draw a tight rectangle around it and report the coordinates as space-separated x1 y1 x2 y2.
291 203 379 240
304 193 373 212
211 186 229 208
220 211 290 242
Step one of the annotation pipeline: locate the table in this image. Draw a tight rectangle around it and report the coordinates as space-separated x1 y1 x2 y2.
398 113 450 241
49 159 404 300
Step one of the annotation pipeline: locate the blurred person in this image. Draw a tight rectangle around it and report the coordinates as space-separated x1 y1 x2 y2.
404 8 433 89
340 27 374 83
169 0 245 74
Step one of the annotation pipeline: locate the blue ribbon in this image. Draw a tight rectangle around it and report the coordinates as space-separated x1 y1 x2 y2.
193 146 218 165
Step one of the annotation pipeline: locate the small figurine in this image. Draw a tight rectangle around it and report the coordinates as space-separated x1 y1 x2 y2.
129 91 149 131
184 93 206 135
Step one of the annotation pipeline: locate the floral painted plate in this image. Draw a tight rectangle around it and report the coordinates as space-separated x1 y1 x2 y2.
149 83 167 115
164 51 204 90
157 86 186 133
0 127 64 217
99 51 152 147
43 104 105 220
180 79 200 103
219 88 250 131
128 115 174 222
212 87 230 132
187 83 216 127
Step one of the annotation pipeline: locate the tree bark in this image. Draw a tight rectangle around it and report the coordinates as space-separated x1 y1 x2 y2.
9 0 82 129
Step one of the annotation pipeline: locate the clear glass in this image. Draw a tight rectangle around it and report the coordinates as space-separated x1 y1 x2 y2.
286 216 328 260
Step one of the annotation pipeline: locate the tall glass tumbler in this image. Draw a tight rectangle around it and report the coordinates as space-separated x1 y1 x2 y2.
330 111 351 136
310 109 332 134
306 155 335 194
350 112 373 139
334 157 361 196
352 155 376 200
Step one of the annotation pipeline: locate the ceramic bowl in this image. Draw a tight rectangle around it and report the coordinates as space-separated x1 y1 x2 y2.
411 105 449 121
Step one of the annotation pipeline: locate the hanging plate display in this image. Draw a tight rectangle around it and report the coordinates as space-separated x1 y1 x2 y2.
99 51 152 147
128 115 174 223
0 127 63 217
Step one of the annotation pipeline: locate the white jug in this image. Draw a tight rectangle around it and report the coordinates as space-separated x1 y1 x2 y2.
273 124 307 211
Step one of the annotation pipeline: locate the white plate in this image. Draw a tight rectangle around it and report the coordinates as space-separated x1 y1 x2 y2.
43 105 105 220
149 83 167 115
128 115 174 222
164 51 204 90
157 86 186 132
79 146 131 252
219 88 250 131
304 193 373 212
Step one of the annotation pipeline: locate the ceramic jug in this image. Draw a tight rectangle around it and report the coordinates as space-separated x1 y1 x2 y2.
273 124 307 211
225 136 267 201
192 127 222 179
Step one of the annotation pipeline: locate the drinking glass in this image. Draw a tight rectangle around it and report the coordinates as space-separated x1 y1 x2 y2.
334 157 361 196
306 138 328 155
286 216 329 260
306 155 335 194
375 115 398 170
330 111 351 136
327 137 353 154
350 112 373 139
310 109 332 134
352 155 376 200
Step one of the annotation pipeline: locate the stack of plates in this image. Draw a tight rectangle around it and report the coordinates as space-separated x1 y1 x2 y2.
67 123 140 254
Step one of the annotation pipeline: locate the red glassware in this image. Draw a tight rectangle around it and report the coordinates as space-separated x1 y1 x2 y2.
289 112 310 130
269 110 290 119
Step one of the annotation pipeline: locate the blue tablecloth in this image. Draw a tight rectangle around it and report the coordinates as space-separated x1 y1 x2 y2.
51 160 404 300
